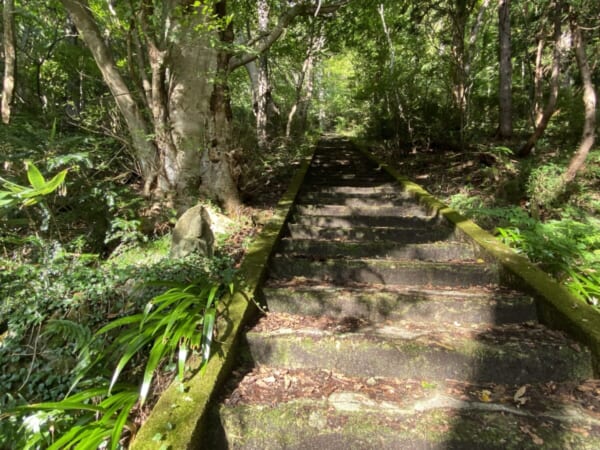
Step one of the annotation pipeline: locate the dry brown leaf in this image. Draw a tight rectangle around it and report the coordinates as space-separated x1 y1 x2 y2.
514 385 528 405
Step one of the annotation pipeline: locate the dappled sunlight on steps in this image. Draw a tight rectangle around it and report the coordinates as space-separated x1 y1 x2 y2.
206 137 600 449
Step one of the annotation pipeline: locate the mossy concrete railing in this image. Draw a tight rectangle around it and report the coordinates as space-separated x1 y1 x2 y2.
359 144 600 375
130 148 316 449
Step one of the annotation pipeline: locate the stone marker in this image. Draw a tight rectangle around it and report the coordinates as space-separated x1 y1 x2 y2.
170 204 214 258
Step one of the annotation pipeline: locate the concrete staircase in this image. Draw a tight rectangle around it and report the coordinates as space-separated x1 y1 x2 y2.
206 139 600 449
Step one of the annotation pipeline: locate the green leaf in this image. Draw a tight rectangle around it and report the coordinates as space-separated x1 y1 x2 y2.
109 333 153 393
12 399 103 414
201 307 216 368
109 393 138 450
37 168 68 196
178 344 188 381
26 162 46 190
139 333 169 405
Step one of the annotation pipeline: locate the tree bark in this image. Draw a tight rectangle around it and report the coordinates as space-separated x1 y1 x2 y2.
519 0 562 157
198 1 241 214
255 0 270 151
563 14 596 183
286 26 324 139
378 3 415 148
62 0 345 214
498 0 513 139
2 0 16 125
60 0 158 192
533 36 545 125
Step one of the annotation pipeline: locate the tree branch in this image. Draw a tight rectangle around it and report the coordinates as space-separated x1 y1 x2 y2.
228 1 347 72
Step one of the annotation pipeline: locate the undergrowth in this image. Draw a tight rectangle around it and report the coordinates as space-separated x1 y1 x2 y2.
448 149 600 306
0 122 243 448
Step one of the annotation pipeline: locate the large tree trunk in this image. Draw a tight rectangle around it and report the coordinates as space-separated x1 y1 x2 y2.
63 0 343 214
62 0 241 211
197 0 241 213
564 14 596 183
498 0 513 139
1 0 16 125
519 0 562 157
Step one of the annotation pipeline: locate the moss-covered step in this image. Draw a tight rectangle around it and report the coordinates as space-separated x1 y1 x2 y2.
302 177 403 187
245 320 592 383
209 368 600 449
210 389 600 450
261 285 537 325
286 224 456 243
291 213 443 228
269 256 498 287
303 165 380 175
296 197 421 210
295 204 431 218
279 239 473 261
298 191 411 205
299 184 402 195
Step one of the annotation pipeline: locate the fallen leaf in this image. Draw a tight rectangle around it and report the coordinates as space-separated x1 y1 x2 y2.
514 385 528 405
520 425 544 445
479 390 492 402
571 426 590 437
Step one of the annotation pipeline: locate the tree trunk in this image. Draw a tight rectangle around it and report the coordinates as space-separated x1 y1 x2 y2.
60 0 158 192
563 15 596 183
286 28 323 139
255 0 270 151
449 0 489 145
2 0 16 125
198 0 241 214
63 0 342 214
533 36 545 125
519 0 562 157
498 0 513 139
378 3 415 148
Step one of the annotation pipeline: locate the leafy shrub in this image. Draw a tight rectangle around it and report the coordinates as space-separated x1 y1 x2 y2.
0 246 233 446
497 217 600 305
527 163 564 209
2 266 234 449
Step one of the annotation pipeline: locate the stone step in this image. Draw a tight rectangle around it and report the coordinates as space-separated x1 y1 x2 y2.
291 214 443 229
211 369 600 450
302 178 399 187
295 204 431 218
269 256 498 287
281 239 471 260
245 315 592 384
306 168 382 177
261 285 537 325
296 197 418 209
300 184 402 195
285 225 456 244
298 191 411 204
